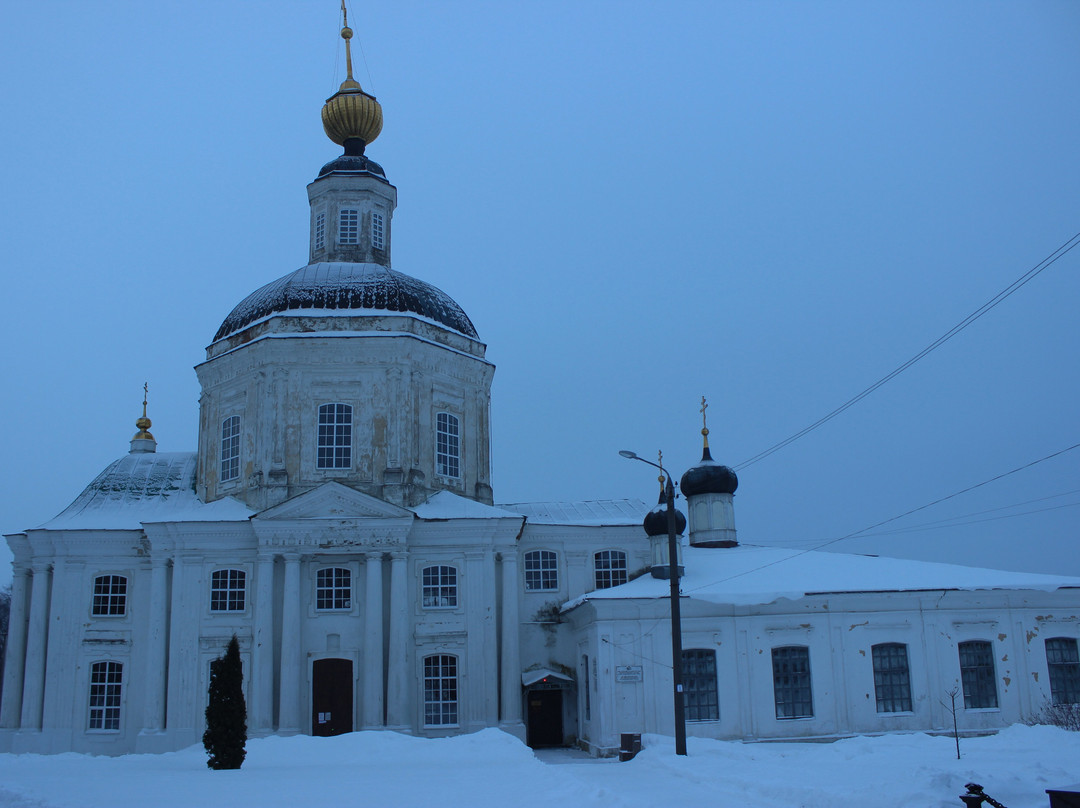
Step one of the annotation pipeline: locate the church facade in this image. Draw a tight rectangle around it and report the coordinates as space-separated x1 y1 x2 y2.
2 20 1078 757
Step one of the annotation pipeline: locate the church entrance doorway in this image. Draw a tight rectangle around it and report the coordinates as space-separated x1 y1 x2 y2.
312 658 353 736
526 689 564 748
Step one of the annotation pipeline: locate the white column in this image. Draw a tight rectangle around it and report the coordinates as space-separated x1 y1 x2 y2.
142 555 170 732
253 552 276 733
386 551 409 729
278 552 302 733
500 552 523 725
19 560 51 730
0 565 30 728
362 551 384 728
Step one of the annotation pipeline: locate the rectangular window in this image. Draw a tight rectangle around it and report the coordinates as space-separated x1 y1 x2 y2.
339 209 359 245
317 403 353 469
92 575 127 617
314 211 326 251
959 641 998 709
422 565 458 608
424 654 458 726
435 412 460 479
316 567 351 611
683 649 720 722
210 568 246 612
594 550 628 589
1046 637 1080 705
220 415 241 483
772 646 813 719
88 661 123 731
371 211 385 251
872 643 913 713
523 550 558 592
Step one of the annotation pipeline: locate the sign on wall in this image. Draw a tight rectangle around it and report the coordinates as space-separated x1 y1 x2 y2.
615 665 643 683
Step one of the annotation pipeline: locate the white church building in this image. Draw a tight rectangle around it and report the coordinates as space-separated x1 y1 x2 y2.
2 19 1078 757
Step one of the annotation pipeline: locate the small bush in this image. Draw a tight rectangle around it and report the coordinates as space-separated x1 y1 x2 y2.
1025 701 1080 732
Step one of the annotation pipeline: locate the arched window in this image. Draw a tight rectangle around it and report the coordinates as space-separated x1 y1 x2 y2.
210 569 246 612
422 565 458 609
1046 637 1080 705
315 567 352 611
435 412 460 479
92 575 127 617
423 654 458 726
593 550 628 589
523 550 558 592
871 643 912 713
220 415 241 482
772 646 813 719
317 403 352 469
958 641 998 709
88 661 123 731
682 649 719 722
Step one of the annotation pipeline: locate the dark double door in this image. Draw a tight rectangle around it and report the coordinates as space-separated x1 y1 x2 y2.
526 689 564 748
312 658 353 736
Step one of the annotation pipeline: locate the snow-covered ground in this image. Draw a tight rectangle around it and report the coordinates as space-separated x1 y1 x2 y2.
0 725 1077 808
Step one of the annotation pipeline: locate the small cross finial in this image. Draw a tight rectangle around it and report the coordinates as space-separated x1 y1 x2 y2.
142 382 149 418
700 395 710 449
657 450 666 490
340 0 355 81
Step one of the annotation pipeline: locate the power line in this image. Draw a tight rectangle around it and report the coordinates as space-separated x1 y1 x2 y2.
735 230 1080 471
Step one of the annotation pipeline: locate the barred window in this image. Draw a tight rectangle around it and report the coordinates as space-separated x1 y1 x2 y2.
772 646 813 719
88 661 123 731
593 550 628 589
92 575 127 617
210 569 246 612
872 643 913 713
423 654 458 726
220 415 241 483
682 649 719 722
422 565 457 609
314 211 326 251
523 550 558 592
316 567 351 611
436 412 460 479
371 211 385 250
1046 637 1080 705
339 208 359 245
317 403 352 469
959 641 998 709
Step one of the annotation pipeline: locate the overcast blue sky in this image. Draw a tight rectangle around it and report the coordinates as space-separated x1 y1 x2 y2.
0 1 1077 585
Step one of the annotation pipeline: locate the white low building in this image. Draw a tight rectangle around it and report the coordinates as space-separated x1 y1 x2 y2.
1 19 1078 757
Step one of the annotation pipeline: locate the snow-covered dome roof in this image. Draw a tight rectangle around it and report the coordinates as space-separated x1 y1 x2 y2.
213 262 479 342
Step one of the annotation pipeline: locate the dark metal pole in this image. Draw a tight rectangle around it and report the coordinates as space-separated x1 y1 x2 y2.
665 475 687 756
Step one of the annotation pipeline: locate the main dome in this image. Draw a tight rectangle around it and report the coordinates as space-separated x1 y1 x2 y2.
214 262 479 342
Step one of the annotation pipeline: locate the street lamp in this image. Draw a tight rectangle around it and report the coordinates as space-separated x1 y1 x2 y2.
619 449 687 756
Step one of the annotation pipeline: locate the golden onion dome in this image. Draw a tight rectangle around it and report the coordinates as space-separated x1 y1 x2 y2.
322 21 383 148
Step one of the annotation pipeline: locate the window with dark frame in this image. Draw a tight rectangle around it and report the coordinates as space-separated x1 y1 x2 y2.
682 649 720 722
435 412 460 479
872 643 913 713
315 567 351 611
210 568 246 612
423 654 458 726
92 575 127 617
523 550 558 592
1046 637 1080 705
422 565 457 608
88 661 123 731
593 550 628 590
959 641 998 709
220 415 241 483
772 646 813 719
339 208 359 245
317 403 352 469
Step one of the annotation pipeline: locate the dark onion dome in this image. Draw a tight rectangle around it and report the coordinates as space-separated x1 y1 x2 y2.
643 493 686 537
214 262 479 342
680 447 738 497
317 153 386 179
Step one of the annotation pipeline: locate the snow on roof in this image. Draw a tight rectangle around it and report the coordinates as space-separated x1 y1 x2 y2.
569 543 1080 609
497 499 649 526
412 491 523 520
38 452 253 531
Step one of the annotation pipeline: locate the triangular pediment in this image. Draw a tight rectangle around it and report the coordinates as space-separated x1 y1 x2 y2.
256 482 414 521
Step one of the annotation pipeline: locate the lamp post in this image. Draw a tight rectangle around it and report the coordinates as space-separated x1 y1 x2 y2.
619 449 687 756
